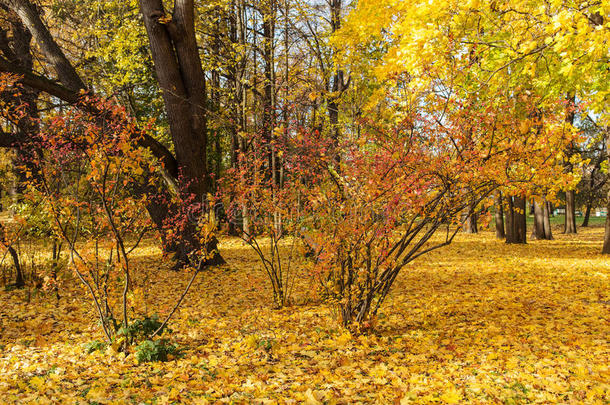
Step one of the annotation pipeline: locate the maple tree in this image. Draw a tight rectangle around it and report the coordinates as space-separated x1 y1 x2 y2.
336 0 609 246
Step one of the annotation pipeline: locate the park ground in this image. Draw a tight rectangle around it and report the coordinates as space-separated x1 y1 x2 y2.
0 225 608 404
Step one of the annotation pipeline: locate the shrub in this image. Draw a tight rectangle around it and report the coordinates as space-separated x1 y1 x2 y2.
135 339 181 363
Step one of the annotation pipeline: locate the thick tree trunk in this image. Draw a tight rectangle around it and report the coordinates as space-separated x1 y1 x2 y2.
513 196 527 243
495 192 505 239
603 131 610 254
506 195 526 244
532 199 553 240
564 190 577 234
531 199 544 239
463 212 478 234
139 0 208 197
543 200 553 240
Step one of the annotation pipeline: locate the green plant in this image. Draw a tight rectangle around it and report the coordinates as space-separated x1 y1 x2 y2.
135 339 181 363
84 340 108 354
117 314 167 343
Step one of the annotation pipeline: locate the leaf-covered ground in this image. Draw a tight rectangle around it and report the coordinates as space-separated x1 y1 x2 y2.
0 227 608 404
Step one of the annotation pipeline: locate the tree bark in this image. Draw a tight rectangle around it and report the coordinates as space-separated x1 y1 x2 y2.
543 200 553 240
463 207 478 234
513 196 527 243
495 192 505 238
139 0 208 197
505 195 514 242
564 190 577 234
532 198 553 240
0 0 85 92
506 195 526 244
327 0 348 160
603 130 610 254
463 214 478 233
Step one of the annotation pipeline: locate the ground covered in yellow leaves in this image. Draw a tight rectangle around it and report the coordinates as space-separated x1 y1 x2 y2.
0 227 608 404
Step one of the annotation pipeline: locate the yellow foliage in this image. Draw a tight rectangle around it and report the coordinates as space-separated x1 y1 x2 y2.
0 229 608 402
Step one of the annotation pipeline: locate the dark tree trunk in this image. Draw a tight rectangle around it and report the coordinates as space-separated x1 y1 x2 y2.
1 0 85 92
139 0 208 197
327 0 347 159
513 196 527 243
495 192 505 238
543 200 553 240
564 190 577 234
603 131 610 254
506 195 526 244
8 244 24 288
582 202 592 227
505 195 514 242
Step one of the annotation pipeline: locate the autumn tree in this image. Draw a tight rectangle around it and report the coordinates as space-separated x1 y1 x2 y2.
0 0 226 265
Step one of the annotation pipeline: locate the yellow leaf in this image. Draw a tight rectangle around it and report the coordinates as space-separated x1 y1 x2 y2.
29 376 45 391
86 386 107 402
440 388 462 404
304 388 322 405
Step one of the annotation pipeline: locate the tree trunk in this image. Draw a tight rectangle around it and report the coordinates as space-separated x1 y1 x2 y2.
582 201 592 227
514 196 527 243
495 192 505 238
327 0 347 161
543 200 553 240
139 0 208 197
532 199 553 240
531 199 544 239
8 244 24 288
564 190 577 234
1 0 85 92
463 212 478 234
506 195 526 244
603 130 610 254
505 195 514 242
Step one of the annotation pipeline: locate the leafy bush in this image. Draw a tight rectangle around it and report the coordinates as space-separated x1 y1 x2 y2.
117 314 167 343
135 339 181 363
